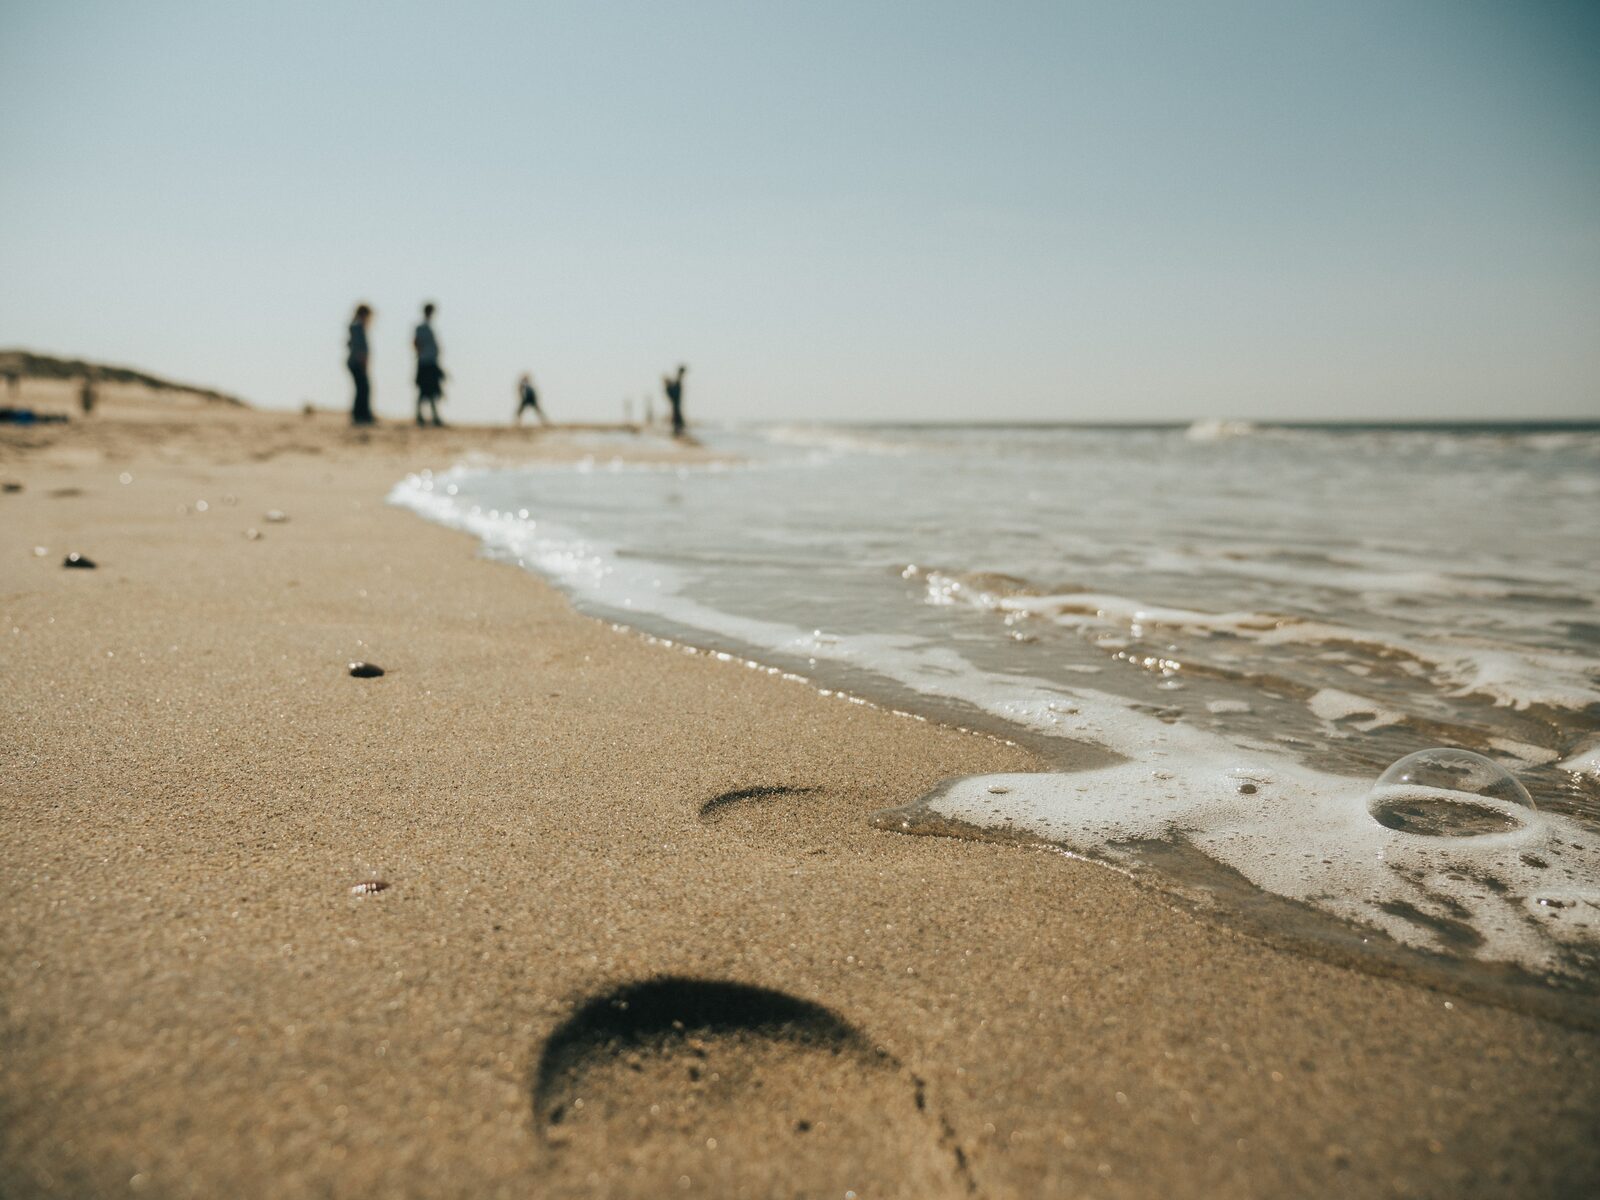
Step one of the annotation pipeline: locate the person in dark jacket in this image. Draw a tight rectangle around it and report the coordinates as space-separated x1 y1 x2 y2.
348 303 374 425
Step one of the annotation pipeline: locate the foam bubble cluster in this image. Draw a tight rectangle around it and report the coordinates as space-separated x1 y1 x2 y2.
892 749 1600 979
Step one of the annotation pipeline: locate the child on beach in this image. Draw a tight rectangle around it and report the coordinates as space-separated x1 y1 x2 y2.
515 373 547 425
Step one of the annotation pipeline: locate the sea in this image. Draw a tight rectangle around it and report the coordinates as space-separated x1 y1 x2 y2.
392 421 1600 1019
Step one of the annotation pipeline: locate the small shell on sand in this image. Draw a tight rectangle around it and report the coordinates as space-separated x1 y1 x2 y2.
348 661 385 678
63 552 96 569
349 880 389 895
264 510 288 523
244 528 263 540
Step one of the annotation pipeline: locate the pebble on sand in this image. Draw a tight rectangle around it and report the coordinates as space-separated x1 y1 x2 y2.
349 880 390 895
63 552 96 569
264 510 288 523
348 661 385 678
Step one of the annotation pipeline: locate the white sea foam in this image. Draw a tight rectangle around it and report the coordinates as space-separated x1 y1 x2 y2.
1561 741 1600 778
918 766 1600 974
1306 688 1406 730
1184 418 1258 442
948 587 1600 713
760 424 920 457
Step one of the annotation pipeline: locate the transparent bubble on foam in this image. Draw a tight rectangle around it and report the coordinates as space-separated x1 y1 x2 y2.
1367 747 1537 839
877 741 1600 987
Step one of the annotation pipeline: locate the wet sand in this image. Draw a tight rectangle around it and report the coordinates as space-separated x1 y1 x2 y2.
3 398 1598 1198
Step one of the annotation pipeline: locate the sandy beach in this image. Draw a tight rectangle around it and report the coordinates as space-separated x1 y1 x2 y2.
3 395 1598 1199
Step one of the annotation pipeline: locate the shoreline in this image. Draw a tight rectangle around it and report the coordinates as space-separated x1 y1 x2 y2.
396 434 1600 1033
3 407 1598 1198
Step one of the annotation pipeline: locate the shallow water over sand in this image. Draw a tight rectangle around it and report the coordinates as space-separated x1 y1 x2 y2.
392 422 1600 1005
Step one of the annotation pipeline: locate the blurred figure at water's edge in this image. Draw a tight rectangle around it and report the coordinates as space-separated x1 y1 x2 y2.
348 304 374 425
516 373 547 425
663 364 687 437
414 302 445 427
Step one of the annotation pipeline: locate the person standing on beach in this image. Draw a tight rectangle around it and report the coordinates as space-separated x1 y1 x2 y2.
515 372 547 425
413 302 445 427
662 364 687 438
79 371 96 415
347 304 374 425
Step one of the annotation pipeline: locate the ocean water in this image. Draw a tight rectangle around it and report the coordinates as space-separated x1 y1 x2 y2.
392 422 1600 1011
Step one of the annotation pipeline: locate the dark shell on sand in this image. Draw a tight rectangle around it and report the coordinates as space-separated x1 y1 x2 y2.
348 661 385 678
62 552 96 569
349 879 389 895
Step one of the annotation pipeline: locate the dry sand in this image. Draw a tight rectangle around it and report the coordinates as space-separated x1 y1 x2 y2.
3 397 1598 1199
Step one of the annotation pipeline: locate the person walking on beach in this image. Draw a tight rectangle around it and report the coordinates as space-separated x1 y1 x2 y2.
662 364 687 438
347 303 374 425
515 373 547 425
78 371 96 416
413 302 445 427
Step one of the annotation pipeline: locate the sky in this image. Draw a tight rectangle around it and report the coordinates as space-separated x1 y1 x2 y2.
1 1 1597 425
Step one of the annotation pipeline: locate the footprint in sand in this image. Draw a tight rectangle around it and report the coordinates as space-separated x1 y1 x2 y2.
533 977 975 1198
697 785 821 822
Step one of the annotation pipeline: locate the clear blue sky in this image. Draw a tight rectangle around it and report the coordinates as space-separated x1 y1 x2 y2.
2 1 1596 424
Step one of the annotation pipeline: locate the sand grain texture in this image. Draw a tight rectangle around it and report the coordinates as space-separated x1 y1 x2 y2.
3 403 1598 1199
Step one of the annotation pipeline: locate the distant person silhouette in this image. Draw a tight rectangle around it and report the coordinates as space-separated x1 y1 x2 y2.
413 302 445 427
663 364 687 438
516 373 547 425
347 304 374 425
79 372 96 415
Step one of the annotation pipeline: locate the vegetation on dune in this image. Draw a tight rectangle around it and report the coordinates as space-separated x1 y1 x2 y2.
0 349 246 407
